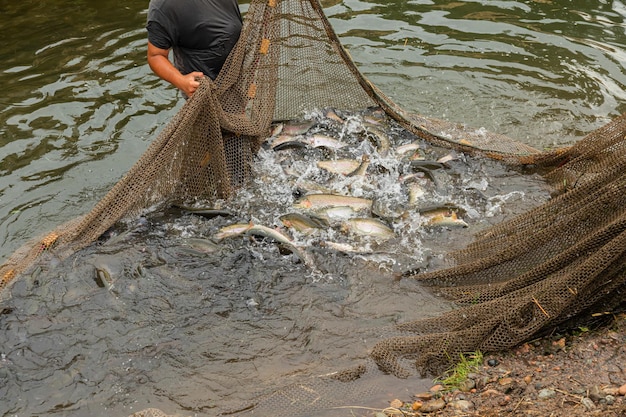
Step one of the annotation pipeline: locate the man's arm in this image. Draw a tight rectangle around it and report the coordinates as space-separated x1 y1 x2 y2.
147 41 204 97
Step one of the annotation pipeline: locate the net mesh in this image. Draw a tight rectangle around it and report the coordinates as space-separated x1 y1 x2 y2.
1 0 625 415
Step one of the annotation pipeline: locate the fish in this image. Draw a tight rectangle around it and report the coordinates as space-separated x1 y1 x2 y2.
418 204 468 228
437 151 459 164
371 199 407 221
293 194 373 211
307 134 347 150
395 142 420 156
280 213 328 234
269 123 284 137
271 134 307 150
282 120 315 136
216 222 315 267
346 154 370 177
324 109 345 123
215 222 253 240
407 182 426 205
410 160 445 171
181 237 220 253
417 203 466 217
425 211 469 228
174 204 235 218
245 224 316 267
342 218 395 240
292 179 334 195
317 159 361 175
94 266 112 288
320 240 373 254
395 142 424 161
410 160 448 192
314 205 365 222
364 125 391 156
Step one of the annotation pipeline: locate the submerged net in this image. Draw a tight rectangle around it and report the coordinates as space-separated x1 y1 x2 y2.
1 0 625 414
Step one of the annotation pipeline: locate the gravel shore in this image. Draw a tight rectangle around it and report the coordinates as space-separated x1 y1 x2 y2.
383 312 626 416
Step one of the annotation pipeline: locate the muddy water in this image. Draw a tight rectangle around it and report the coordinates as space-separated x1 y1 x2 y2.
1 0 625 416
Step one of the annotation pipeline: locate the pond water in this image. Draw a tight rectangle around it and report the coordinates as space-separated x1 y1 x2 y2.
1 0 626 416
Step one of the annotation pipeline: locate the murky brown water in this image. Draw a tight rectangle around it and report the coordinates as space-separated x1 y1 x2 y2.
1 0 625 416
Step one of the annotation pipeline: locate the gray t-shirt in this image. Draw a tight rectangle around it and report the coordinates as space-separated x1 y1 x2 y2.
147 0 242 80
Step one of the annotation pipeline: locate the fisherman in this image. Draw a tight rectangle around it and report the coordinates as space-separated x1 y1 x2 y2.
146 0 243 98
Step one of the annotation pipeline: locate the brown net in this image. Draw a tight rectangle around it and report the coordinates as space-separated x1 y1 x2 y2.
1 0 625 414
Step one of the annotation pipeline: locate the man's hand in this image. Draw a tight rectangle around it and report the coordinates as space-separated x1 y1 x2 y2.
147 41 205 97
180 72 204 97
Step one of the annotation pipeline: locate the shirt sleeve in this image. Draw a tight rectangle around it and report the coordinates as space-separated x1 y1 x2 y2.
147 20 173 50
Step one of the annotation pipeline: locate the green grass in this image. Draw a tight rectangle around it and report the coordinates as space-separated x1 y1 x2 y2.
438 351 484 390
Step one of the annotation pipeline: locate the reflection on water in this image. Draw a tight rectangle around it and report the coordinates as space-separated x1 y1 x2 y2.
1 0 626 415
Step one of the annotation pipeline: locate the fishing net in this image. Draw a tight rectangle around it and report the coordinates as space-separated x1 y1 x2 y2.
1 0 625 415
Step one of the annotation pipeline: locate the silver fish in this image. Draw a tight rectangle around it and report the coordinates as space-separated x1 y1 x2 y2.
293 194 373 211
280 213 328 234
317 159 361 175
425 211 469 228
314 205 365 222
245 225 316 267
364 125 391 156
215 223 253 240
282 120 315 136
342 218 395 240
346 154 370 177
320 240 373 254
181 237 220 253
418 204 468 228
271 134 307 150
307 134 347 150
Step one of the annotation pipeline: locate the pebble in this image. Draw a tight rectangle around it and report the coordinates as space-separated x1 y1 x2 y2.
430 384 444 392
581 397 596 411
619 384 626 396
459 378 476 392
415 392 433 401
589 385 604 401
481 389 501 397
449 399 473 412
487 358 499 366
420 398 446 413
498 377 513 386
389 399 403 408
537 388 556 400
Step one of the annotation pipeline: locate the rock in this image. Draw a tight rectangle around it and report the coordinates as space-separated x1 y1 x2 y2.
449 399 473 412
581 397 596 411
481 389 501 397
537 388 556 400
605 395 616 405
589 385 604 402
523 375 533 385
498 377 513 386
420 398 446 413
411 401 423 411
458 378 476 392
389 399 403 408
415 392 433 401
619 384 626 396
487 358 499 366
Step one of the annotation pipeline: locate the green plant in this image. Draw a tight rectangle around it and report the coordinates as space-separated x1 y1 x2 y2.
438 351 484 390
